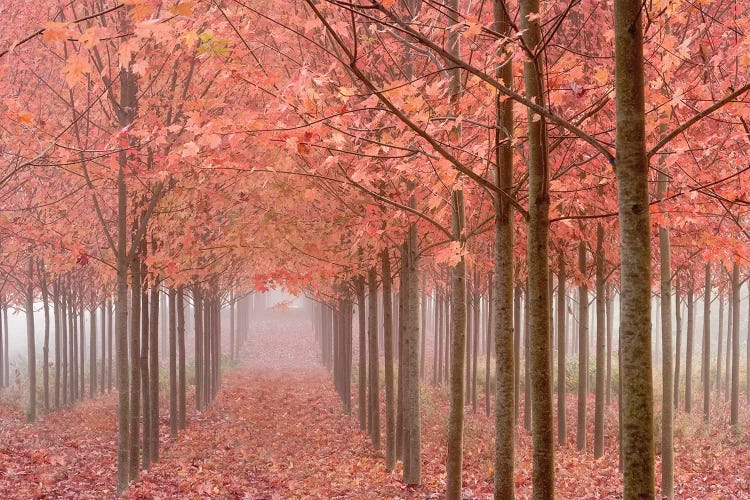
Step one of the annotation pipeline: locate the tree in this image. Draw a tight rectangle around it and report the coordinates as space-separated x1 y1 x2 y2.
613 0 655 495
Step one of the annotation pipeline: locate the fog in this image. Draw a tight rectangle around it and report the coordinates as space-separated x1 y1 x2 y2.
3 290 305 373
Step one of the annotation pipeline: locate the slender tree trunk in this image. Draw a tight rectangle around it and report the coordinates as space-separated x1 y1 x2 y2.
594 226 606 459
0 296 3 389
3 302 8 388
79 298 85 400
129 265 143 481
108 299 113 392
367 267 380 450
524 290 532 432
674 278 682 410
101 303 106 395
115 159 130 495
420 275 426 380
725 291 731 401
62 287 68 405
403 224 421 484
356 277 367 431
26 259 36 423
717 292 723 400
685 282 694 413
436 289 443 386
149 278 159 463
577 241 588 451
520 0 554 487
614 0 655 493
472 278 479 414
466 289 473 402
658 170 674 500
606 284 614 405
54 281 61 408
446 190 467 498
557 255 566 445
396 260 406 462
702 264 711 421
194 288 203 410
70 290 76 402
382 249 396 471
730 263 739 426
169 287 177 437
485 277 492 417
514 286 521 423
177 287 186 430
40 264 50 412
492 4 515 489
90 307 96 399
141 271 151 470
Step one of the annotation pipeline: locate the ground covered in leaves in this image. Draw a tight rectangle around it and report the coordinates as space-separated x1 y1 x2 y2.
1 311 748 498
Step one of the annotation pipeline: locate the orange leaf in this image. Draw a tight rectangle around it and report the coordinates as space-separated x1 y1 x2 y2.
63 55 91 87
43 22 69 43
169 2 196 16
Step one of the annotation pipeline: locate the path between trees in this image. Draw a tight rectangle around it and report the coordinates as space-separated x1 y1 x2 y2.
1 310 748 498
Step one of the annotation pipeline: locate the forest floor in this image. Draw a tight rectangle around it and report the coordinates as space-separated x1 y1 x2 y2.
0 310 749 498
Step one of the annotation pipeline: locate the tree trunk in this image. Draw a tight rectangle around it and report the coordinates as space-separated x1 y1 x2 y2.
0 296 3 389
101 303 106 395
70 290 76 402
108 299 113 392
685 281 694 413
40 264 50 412
674 278 682 410
514 286 521 423
149 278 160 463
702 263 711 422
717 292 723 400
606 284 613 405
729 263 739 426
396 263 406 462
356 277 367 431
613 0 655 493
434 288 441 386
3 302 8 388
420 275 426 380
80 298 85 400
472 277 479 414
594 225 606 459
62 286 68 405
403 224 421 484
524 290 531 432
169 287 177 437
492 1 515 488
557 255 566 445
90 307 96 399
367 267 380 450
520 0 554 487
26 259 36 423
54 281 61 408
725 290 731 401
194 288 203 410
177 287 186 430
577 241 588 451
485 277 492 417
141 270 151 470
115 164 130 495
446 195 467 497
382 249 396 471
229 292 235 361
658 167 674 500
466 289 473 404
